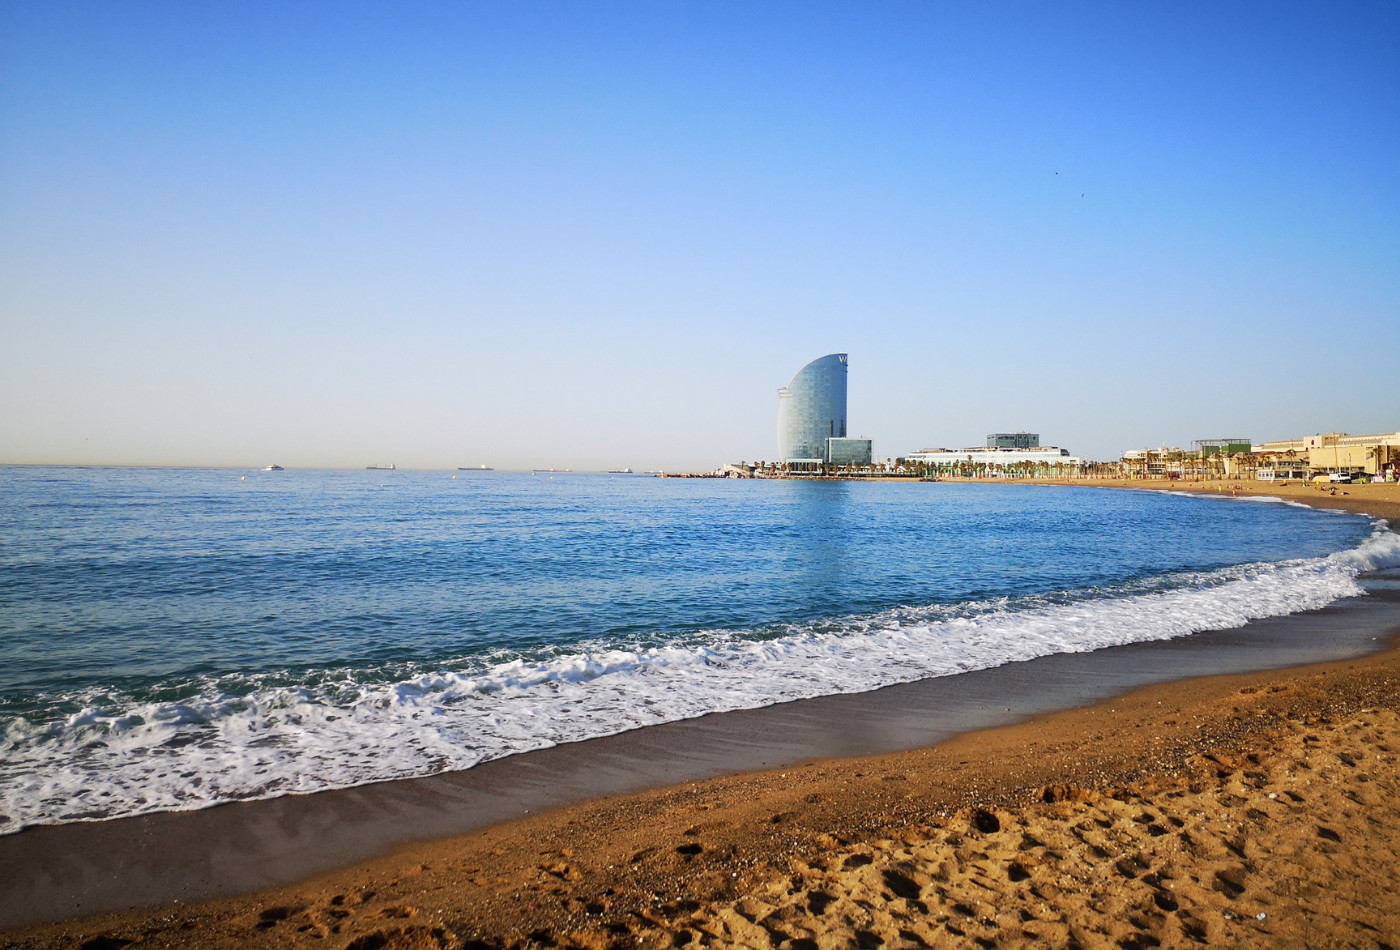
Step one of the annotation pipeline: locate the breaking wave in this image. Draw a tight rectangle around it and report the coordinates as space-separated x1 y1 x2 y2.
3 517 1396 833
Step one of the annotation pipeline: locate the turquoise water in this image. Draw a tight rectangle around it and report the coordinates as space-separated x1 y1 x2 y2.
0 466 1393 831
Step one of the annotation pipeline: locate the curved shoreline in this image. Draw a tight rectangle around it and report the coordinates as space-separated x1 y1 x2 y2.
2 481 1384 838
972 474 1400 524
3 485 1399 945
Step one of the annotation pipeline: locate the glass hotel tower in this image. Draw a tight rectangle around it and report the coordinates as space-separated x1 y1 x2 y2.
777 353 864 465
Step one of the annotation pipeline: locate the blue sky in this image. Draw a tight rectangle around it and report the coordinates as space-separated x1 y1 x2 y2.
2 1 1397 469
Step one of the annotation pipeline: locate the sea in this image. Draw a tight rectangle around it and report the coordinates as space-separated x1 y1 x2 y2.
2 466 1398 835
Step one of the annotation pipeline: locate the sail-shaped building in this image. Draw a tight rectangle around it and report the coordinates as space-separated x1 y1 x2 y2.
777 353 872 468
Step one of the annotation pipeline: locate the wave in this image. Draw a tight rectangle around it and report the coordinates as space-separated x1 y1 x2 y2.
3 519 1398 833
1154 488 1320 510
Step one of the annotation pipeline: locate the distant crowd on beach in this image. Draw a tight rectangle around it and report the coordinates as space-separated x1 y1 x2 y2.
685 460 1400 484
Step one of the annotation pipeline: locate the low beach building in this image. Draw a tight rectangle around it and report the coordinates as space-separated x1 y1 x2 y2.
1194 438 1254 479
1121 443 1253 480
1117 431 1400 482
826 436 875 467
1254 431 1400 480
1121 448 1190 479
903 444 1081 475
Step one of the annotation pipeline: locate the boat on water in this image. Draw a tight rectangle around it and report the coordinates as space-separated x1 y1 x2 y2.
458 465 494 471
366 464 396 471
608 467 635 474
263 464 284 471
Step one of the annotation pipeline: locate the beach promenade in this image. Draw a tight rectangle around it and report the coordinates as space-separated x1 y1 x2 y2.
3 484 1399 950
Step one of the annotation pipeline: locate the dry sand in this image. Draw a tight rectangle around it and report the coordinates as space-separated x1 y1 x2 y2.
4 484 1399 950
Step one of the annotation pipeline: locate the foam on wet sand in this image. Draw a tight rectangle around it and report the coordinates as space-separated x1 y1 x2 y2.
3 482 1399 949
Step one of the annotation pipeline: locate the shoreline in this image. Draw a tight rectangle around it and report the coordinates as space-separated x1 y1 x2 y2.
4 485 1400 947
1005 475 1400 521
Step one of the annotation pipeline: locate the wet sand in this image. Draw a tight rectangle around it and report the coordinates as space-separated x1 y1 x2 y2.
3 484 1399 948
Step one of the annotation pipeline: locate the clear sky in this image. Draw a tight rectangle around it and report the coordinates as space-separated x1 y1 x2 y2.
2 1 1397 470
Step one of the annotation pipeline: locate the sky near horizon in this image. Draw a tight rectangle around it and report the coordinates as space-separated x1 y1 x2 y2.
2 2 1398 470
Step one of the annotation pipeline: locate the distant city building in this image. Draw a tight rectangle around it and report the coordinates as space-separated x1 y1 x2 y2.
1253 431 1400 479
776 353 872 467
1120 447 1191 479
907 432 1077 470
1119 431 1400 480
987 432 1039 449
905 446 1080 468
826 437 874 466
1194 438 1251 457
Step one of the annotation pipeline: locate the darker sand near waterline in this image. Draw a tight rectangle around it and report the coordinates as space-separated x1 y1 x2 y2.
4 485 1400 949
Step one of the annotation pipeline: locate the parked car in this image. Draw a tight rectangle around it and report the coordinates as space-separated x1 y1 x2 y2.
1329 472 1352 483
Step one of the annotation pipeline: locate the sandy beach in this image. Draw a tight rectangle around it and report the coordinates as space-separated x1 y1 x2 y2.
4 482 1399 950
1014 476 1400 523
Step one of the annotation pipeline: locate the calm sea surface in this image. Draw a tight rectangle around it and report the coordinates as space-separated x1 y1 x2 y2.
2 466 1396 832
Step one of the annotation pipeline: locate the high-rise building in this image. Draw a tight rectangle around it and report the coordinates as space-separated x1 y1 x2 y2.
777 354 871 466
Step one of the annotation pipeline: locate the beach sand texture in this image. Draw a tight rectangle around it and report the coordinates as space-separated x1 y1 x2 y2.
660 694 1400 949
8 646 1398 949
3 483 1399 949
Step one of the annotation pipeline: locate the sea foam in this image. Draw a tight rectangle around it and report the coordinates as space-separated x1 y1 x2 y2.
3 518 1396 833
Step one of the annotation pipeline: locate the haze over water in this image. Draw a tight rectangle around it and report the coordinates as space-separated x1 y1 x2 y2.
3 466 1397 833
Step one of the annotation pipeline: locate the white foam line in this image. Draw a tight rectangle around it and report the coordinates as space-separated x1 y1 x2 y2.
3 523 1398 833
1149 487 1355 512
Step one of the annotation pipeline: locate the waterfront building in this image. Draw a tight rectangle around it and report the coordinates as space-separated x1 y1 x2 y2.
776 353 873 468
987 432 1039 449
1195 438 1251 457
1120 447 1192 479
826 437 875 466
903 430 1079 475
1121 444 1252 480
904 445 1081 471
1254 431 1400 479
1115 431 1400 481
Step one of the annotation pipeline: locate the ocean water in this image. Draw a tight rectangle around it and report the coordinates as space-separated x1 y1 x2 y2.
2 466 1398 833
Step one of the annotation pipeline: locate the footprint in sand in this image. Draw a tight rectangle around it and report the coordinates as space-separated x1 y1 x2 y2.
1212 866 1248 898
970 809 1001 834
343 926 460 950
255 904 302 929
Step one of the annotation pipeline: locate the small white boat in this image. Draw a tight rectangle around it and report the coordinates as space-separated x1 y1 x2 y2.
263 464 284 471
